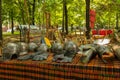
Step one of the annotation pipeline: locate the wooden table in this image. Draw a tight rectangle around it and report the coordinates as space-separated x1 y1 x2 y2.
0 54 120 80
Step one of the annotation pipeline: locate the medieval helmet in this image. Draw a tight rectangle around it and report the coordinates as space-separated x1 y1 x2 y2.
96 45 111 63
51 42 63 53
96 45 110 55
17 42 28 55
64 41 77 57
64 41 77 51
28 42 38 52
37 43 48 52
2 43 20 60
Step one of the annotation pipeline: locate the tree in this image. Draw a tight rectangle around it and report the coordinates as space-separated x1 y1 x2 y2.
62 0 68 35
10 9 14 34
27 0 36 25
2 0 120 35
115 1 120 29
17 0 26 24
62 0 65 32
0 0 2 42
64 0 68 34
85 0 90 39
3 0 18 34
32 0 36 25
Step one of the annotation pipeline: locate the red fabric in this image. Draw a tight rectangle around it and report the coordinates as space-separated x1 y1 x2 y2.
92 29 97 35
99 29 106 35
107 30 113 34
90 10 96 29
90 17 95 22
92 29 113 35
90 23 95 29
90 10 96 16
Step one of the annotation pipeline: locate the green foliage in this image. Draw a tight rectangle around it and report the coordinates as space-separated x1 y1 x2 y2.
2 0 120 29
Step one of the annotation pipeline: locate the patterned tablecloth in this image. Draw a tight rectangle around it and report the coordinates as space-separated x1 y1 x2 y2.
0 54 120 80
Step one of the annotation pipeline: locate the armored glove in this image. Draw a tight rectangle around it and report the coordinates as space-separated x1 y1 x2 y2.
18 43 49 61
79 44 96 63
51 42 65 62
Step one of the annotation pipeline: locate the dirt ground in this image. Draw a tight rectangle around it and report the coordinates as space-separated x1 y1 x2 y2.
2 33 41 45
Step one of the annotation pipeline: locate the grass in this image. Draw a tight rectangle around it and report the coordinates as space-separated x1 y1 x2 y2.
3 31 20 35
3 31 20 38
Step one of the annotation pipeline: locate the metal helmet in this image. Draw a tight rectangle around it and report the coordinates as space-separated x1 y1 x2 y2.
112 45 120 60
37 43 48 52
2 43 20 60
64 41 77 57
28 42 38 52
96 45 111 63
96 45 110 55
64 41 77 51
17 42 28 55
51 42 63 53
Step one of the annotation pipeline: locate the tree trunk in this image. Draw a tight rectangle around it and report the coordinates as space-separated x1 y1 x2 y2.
27 1 32 25
62 0 68 35
62 0 65 33
39 12 41 30
11 10 14 34
24 0 30 43
18 0 26 24
85 0 90 39
108 17 110 29
64 0 68 35
116 12 119 29
42 0 45 32
32 0 36 25
0 0 2 41
0 0 1 56
21 10 26 24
